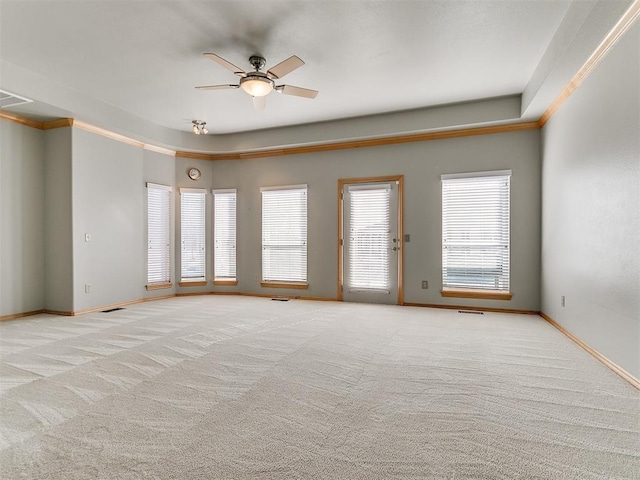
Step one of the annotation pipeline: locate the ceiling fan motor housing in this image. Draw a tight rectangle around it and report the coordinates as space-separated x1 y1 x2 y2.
249 55 267 71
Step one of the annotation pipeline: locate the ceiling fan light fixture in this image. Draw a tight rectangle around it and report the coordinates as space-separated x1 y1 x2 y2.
240 77 273 97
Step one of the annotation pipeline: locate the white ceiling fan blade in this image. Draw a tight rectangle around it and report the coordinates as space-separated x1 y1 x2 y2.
203 53 246 76
195 84 239 90
276 85 318 99
252 96 266 110
267 55 304 79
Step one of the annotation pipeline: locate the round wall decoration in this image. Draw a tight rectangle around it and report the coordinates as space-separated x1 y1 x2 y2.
187 167 201 180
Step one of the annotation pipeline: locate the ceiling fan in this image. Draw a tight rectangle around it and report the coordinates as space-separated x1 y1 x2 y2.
196 53 318 110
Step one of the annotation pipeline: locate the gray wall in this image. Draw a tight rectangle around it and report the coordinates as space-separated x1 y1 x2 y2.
44 127 74 312
212 128 541 310
0 110 543 317
0 119 45 316
541 24 639 377
72 129 145 312
216 95 523 152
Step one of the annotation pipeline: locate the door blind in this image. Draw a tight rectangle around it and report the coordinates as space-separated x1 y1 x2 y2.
261 185 307 283
147 183 172 284
347 184 391 291
180 188 206 281
213 189 237 280
441 171 510 291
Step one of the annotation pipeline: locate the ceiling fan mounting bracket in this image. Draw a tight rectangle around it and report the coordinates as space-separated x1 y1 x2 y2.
249 55 266 71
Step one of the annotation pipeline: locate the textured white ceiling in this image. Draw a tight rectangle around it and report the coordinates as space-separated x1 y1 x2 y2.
0 0 571 134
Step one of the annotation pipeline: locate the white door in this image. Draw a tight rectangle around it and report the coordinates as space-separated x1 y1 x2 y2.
342 180 400 304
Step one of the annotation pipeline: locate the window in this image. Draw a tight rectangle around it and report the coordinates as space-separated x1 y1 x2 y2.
180 188 206 284
441 171 511 297
213 189 237 283
347 184 391 291
147 183 172 288
261 185 308 286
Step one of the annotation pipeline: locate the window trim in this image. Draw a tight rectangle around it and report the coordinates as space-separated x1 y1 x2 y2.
179 187 207 285
178 280 207 287
441 170 511 299
260 281 309 289
441 169 512 181
261 184 308 285
212 188 238 285
146 182 173 289
441 288 512 300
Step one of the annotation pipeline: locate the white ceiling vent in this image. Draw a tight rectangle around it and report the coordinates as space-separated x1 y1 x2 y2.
0 89 33 108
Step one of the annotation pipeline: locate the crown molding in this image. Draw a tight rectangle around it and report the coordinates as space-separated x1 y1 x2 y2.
42 118 74 129
0 110 44 129
2 109 539 159
143 143 176 156
72 119 145 148
174 151 220 161
539 0 640 126
176 121 540 161
0 113 176 156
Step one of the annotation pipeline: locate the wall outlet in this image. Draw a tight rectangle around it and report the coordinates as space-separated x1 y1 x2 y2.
254 274 260 281
421 280 428 289
404 234 410 243
561 295 565 307
85 284 92 293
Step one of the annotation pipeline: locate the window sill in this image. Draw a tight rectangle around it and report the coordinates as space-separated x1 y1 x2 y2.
213 279 238 286
441 289 512 300
261 281 308 290
179 280 207 287
146 282 173 291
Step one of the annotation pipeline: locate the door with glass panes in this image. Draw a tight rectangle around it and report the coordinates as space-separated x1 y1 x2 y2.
340 177 402 304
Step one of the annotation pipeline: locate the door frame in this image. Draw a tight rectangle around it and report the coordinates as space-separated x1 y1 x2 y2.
337 175 404 304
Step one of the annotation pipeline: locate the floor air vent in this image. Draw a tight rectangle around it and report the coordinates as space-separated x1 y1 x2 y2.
101 307 125 313
0 89 33 108
458 310 484 315
271 298 290 302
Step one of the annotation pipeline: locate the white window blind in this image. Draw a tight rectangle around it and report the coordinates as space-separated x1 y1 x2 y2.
180 188 206 281
147 183 172 285
261 185 307 283
213 189 237 281
347 184 391 291
442 171 511 291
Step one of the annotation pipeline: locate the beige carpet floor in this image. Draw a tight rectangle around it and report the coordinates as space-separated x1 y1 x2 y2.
0 296 638 479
